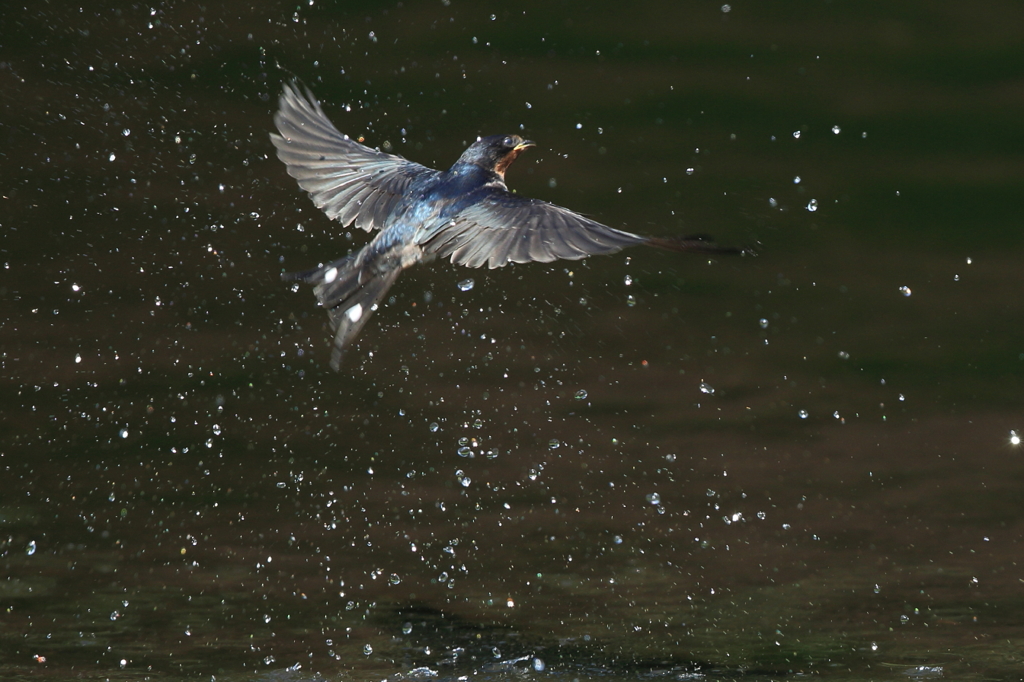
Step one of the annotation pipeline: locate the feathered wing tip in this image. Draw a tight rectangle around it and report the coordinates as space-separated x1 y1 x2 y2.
282 254 400 370
646 234 757 257
271 80 439 234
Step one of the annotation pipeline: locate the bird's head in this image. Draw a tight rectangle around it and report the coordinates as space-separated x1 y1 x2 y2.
456 134 535 178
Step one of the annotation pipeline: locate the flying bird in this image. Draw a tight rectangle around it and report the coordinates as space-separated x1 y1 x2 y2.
271 81 744 369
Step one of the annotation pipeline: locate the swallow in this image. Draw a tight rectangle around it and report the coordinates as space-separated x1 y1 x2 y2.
271 81 745 369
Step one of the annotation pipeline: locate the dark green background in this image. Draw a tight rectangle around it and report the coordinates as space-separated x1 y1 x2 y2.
2 1 1023 680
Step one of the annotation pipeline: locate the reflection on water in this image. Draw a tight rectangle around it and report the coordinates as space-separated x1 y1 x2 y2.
2 1 1023 681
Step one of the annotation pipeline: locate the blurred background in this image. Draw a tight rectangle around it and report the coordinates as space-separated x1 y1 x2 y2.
2 1 1023 680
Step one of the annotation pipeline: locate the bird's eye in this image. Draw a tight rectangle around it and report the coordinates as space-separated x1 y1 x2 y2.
502 135 515 148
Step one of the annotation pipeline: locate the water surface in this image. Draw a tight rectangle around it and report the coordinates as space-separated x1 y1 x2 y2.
2 1 1023 680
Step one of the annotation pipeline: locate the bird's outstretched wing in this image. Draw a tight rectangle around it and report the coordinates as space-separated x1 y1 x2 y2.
422 189 649 269
270 81 439 232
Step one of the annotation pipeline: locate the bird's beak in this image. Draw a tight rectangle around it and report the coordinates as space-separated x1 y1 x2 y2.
515 140 535 150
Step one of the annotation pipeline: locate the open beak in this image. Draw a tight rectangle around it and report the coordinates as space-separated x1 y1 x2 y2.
514 140 535 150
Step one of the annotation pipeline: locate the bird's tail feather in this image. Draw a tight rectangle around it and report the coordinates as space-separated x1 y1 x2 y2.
321 268 400 370
283 254 400 370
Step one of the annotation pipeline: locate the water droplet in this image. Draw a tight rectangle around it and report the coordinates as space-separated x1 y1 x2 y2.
756 511 766 520
646 492 661 505
212 424 221 435
792 131 801 139
758 318 768 329
119 428 129 439
390 573 402 585
109 152 116 162
533 658 546 672
402 622 413 635
871 642 878 651
26 540 37 556
548 439 560 449
575 389 588 400
831 125 841 134
623 274 633 286
793 175 801 183
457 446 473 458
75 353 82 364
263 614 271 623
363 644 373 656
625 294 636 307
838 351 850 360
798 409 809 419
806 198 818 212
899 285 912 297
457 278 475 291
665 453 676 462
699 382 715 395
1009 430 1020 446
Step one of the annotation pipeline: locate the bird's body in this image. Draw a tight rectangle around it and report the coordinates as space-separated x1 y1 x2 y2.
271 82 741 369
